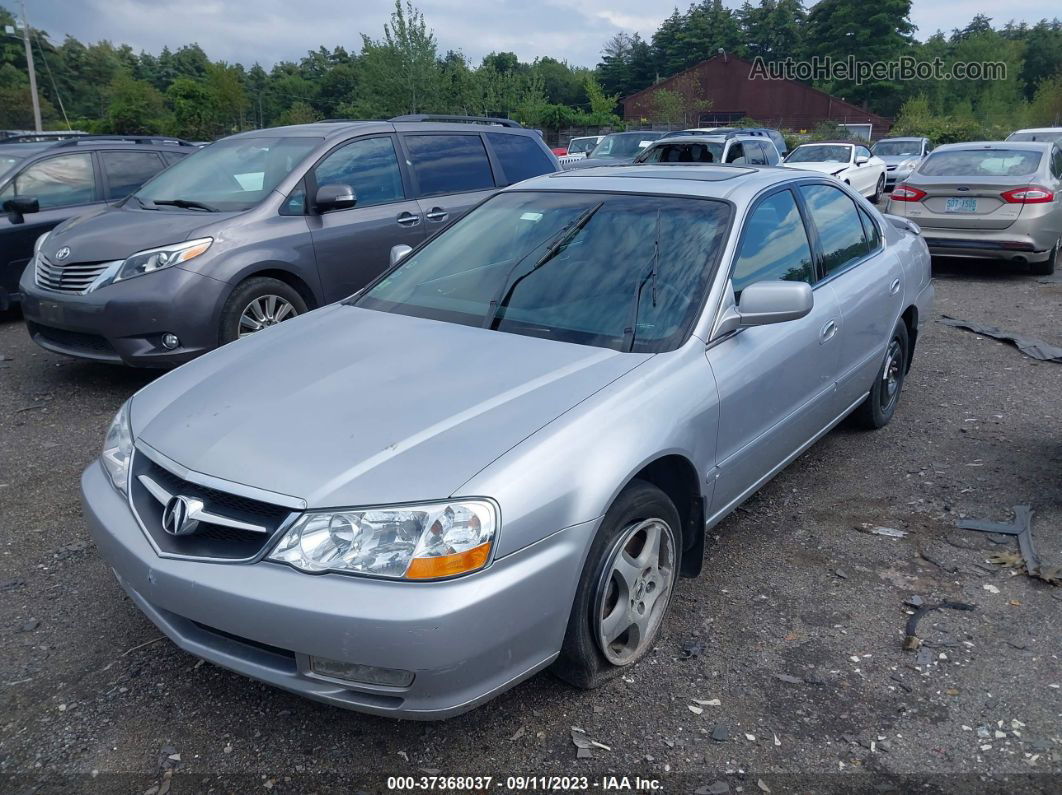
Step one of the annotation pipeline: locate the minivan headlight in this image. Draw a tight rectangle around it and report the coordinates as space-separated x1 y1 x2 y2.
114 237 212 282
34 231 50 253
101 401 133 495
268 500 497 580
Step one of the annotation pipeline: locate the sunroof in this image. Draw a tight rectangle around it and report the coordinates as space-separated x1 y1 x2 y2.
553 165 756 182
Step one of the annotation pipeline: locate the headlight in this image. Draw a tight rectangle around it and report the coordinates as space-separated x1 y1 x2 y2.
268 500 498 580
114 237 212 282
34 231 50 254
101 401 133 495
897 158 919 173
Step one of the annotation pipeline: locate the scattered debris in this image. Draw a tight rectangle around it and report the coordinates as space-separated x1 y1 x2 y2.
833 568 849 580
692 698 721 707
17 618 39 632
939 316 1062 363
570 727 609 759
958 506 1059 585
688 705 704 715
745 733 756 742
904 595 925 608
696 782 730 795
903 600 976 651
509 727 525 741
983 584 1000 594
857 524 909 539
680 639 706 659
711 724 729 742
774 673 803 684
757 780 771 793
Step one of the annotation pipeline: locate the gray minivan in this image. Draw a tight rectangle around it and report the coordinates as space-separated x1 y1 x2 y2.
19 116 558 366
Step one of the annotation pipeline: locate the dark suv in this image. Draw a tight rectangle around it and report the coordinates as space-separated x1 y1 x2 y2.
19 116 559 366
1 135 195 310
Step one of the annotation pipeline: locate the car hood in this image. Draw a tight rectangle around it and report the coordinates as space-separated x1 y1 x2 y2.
131 305 651 509
42 204 237 264
781 162 849 176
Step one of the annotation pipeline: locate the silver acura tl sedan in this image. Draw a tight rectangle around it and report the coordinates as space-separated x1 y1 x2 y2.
82 164 933 719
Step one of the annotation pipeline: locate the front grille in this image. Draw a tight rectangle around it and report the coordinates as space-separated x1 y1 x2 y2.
35 253 110 293
130 453 295 560
27 321 114 355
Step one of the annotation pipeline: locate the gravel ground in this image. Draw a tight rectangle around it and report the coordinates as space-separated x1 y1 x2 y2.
1 258 1060 794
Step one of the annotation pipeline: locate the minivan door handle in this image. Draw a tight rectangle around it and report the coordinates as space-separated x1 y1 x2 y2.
396 212 420 227
425 207 449 222
820 320 838 344
889 278 901 295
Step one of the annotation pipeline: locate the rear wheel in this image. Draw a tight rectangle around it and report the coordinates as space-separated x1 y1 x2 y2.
853 319 909 429
219 277 307 345
551 480 682 689
1030 239 1058 276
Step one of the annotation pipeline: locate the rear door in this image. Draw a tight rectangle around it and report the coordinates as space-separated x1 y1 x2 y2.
306 134 426 302
399 132 497 239
0 151 103 298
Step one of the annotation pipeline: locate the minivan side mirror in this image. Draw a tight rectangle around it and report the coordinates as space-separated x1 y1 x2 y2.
3 196 39 224
390 244 413 266
315 184 356 213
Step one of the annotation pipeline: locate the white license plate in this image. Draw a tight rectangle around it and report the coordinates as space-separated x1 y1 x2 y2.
945 197 977 213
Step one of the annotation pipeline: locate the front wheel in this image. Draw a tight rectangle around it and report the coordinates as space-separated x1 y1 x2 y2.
852 319 909 429
872 174 885 203
551 480 682 689
219 277 307 345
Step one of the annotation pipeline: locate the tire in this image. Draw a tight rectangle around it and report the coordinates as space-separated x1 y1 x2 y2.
219 277 307 345
551 480 682 689
1030 240 1058 276
853 319 909 430
872 174 885 204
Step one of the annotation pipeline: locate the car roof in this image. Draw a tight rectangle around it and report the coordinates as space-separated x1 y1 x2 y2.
874 136 924 142
1010 127 1062 133
653 135 729 144
512 164 809 203
223 119 542 143
932 140 1054 152
794 140 856 146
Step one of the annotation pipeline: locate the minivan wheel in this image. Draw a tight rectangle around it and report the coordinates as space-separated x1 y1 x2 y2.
1030 239 1058 276
853 319 909 430
219 277 308 345
551 480 682 689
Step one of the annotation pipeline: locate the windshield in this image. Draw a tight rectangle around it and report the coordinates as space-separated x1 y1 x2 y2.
354 191 731 352
1007 131 1062 143
0 153 23 179
567 138 598 154
786 145 851 163
872 141 921 157
919 149 1043 177
636 141 724 164
590 133 662 160
133 136 320 212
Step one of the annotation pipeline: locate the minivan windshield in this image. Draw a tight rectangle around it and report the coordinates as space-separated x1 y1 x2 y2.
354 191 731 352
786 145 852 163
133 136 320 212
0 153 24 179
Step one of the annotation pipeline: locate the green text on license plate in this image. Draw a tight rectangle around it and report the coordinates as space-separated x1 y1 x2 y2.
945 197 977 213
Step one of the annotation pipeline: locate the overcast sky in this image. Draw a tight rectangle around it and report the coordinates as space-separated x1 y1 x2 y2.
19 0 1062 69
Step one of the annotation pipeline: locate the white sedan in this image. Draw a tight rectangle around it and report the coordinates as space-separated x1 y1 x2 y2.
782 142 887 202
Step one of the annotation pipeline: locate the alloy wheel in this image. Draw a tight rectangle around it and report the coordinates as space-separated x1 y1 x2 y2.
238 294 298 337
594 518 677 665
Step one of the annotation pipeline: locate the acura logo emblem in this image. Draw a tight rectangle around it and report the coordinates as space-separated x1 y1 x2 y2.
162 495 203 536
54 246 71 261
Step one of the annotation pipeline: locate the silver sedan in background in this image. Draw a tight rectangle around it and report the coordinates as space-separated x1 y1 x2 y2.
82 165 933 718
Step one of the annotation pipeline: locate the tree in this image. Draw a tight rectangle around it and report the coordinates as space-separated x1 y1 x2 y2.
356 0 440 115
101 73 169 133
167 77 219 138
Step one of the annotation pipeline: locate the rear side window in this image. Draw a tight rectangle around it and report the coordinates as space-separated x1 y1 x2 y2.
486 133 554 185
162 152 188 167
313 136 405 207
101 151 166 199
9 153 95 209
746 142 767 166
731 189 814 296
725 143 746 164
799 184 870 277
404 134 494 197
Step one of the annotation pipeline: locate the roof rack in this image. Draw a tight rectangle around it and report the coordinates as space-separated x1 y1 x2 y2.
0 132 91 144
53 135 198 148
390 114 523 128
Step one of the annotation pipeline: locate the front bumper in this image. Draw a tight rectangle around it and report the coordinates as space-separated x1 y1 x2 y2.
81 461 595 719
19 263 229 367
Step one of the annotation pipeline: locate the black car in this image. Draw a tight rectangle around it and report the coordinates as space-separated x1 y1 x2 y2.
0 135 196 310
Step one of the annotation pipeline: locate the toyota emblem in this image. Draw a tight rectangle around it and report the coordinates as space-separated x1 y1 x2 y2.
54 246 71 261
161 495 203 536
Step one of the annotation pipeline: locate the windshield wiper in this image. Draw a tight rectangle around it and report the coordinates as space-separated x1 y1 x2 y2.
150 198 220 212
128 194 158 210
485 201 605 330
623 209 662 352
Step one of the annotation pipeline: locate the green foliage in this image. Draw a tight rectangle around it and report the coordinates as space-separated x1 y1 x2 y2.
889 95 988 144
101 74 169 134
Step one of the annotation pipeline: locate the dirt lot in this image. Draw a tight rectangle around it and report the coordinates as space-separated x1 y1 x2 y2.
1 259 1060 794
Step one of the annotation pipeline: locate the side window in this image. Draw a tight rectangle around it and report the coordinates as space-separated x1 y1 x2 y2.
725 142 746 164
162 152 189 167
857 146 872 161
404 134 495 196
858 206 882 251
799 184 871 277
280 183 307 216
313 136 405 208
100 151 166 199
486 133 555 185
746 142 767 166
731 189 815 297
13 153 95 209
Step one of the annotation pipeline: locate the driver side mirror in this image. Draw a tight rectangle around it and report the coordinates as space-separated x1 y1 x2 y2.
856 155 869 165
315 184 356 213
389 244 412 266
3 196 39 225
713 280 814 338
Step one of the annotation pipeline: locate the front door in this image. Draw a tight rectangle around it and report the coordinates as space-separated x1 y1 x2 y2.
307 135 426 303
706 187 842 518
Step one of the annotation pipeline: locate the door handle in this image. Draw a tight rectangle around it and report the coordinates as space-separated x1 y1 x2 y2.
396 212 420 227
425 207 448 222
889 278 901 295
820 320 838 343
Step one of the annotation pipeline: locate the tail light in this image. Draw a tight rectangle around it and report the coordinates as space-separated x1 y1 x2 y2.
1000 186 1054 204
891 184 927 202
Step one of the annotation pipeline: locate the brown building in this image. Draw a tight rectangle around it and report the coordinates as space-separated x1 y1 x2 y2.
622 54 891 136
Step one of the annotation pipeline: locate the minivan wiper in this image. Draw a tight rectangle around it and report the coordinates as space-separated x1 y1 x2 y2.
623 209 661 352
486 201 604 330
150 198 220 212
128 194 158 210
